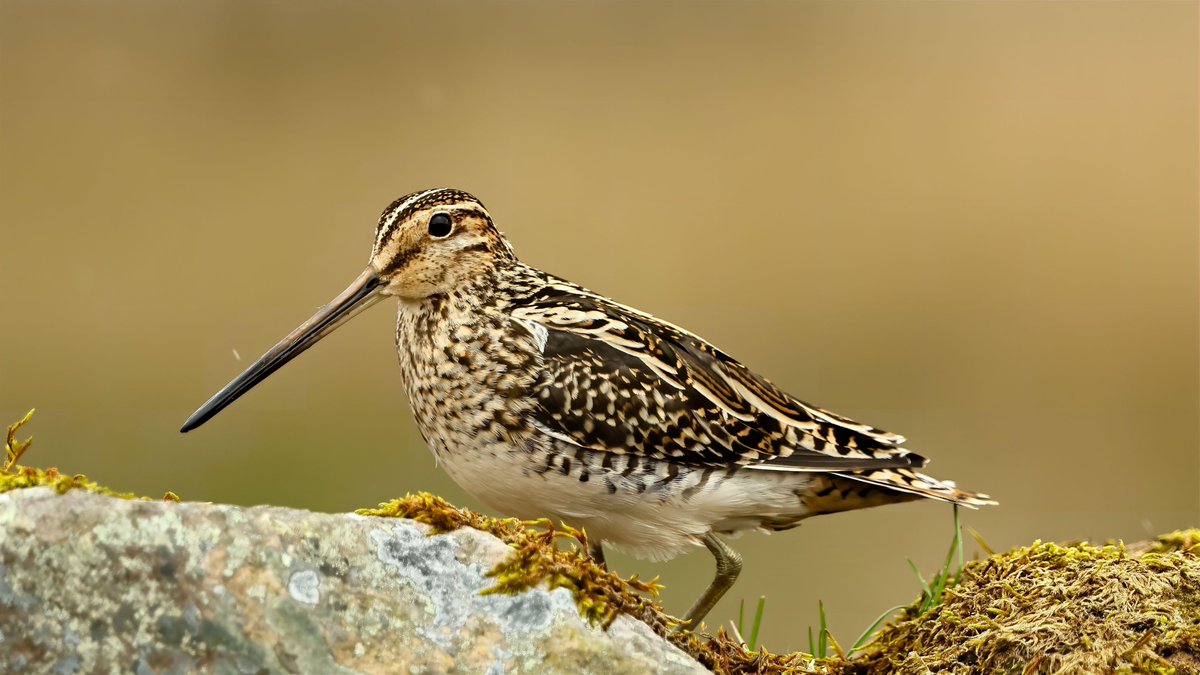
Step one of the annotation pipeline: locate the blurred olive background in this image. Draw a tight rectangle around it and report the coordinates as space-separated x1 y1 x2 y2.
1 0 1196 651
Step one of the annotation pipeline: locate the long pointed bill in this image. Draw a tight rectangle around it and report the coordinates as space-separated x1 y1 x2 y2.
180 267 386 432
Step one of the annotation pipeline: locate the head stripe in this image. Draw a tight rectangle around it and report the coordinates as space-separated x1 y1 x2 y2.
370 188 513 261
373 187 448 254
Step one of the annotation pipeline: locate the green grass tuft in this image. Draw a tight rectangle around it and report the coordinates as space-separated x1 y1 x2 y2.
809 505 968 658
734 595 767 651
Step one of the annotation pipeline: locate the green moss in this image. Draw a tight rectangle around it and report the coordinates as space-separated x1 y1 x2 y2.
848 539 1200 675
2 409 178 502
1145 531 1200 556
357 493 675 632
4 408 36 472
357 493 848 674
357 494 1200 675
0 465 140 498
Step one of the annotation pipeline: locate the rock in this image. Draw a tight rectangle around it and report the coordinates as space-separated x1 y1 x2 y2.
0 487 705 674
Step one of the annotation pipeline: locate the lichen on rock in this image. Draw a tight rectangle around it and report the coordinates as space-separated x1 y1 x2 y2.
0 487 704 674
358 492 675 632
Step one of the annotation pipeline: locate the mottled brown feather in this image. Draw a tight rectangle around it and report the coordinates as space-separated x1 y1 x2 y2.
510 278 928 473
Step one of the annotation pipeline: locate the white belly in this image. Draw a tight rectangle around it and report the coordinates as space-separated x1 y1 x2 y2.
434 441 817 562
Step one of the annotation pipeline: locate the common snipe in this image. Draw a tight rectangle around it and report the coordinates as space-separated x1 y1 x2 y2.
182 188 994 626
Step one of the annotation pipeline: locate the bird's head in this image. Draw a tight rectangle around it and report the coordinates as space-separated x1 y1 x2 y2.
369 188 516 300
180 188 513 432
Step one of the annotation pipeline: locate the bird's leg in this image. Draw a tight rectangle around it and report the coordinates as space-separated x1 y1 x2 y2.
681 532 743 629
587 540 607 569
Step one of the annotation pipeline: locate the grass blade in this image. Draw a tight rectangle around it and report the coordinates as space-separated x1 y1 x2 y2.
934 505 964 604
748 595 766 650
826 629 847 660
817 600 828 658
727 616 745 647
954 505 964 573
967 526 995 556
849 604 907 654
907 559 931 597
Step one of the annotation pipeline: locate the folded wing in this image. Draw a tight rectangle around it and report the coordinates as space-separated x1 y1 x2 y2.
511 280 927 473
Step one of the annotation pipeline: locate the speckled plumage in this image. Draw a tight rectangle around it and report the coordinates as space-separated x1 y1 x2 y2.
183 187 995 627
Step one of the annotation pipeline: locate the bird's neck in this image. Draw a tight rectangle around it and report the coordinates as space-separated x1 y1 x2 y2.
397 261 520 335
392 260 539 418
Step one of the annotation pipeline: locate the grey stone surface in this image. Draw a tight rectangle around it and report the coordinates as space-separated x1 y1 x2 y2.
0 488 705 674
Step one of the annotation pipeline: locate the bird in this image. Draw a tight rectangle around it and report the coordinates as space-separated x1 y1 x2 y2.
181 188 995 627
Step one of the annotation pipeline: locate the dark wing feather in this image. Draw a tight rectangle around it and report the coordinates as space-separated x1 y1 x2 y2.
511 280 926 472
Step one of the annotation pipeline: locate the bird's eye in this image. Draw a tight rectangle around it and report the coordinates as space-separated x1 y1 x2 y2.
428 213 453 238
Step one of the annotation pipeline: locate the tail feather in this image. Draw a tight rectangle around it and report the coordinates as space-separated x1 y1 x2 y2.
833 468 997 508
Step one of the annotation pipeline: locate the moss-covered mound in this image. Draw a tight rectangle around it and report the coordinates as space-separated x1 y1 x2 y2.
5 410 1198 674
357 493 1200 674
845 535 1200 675
1 464 139 498
356 493 1200 674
